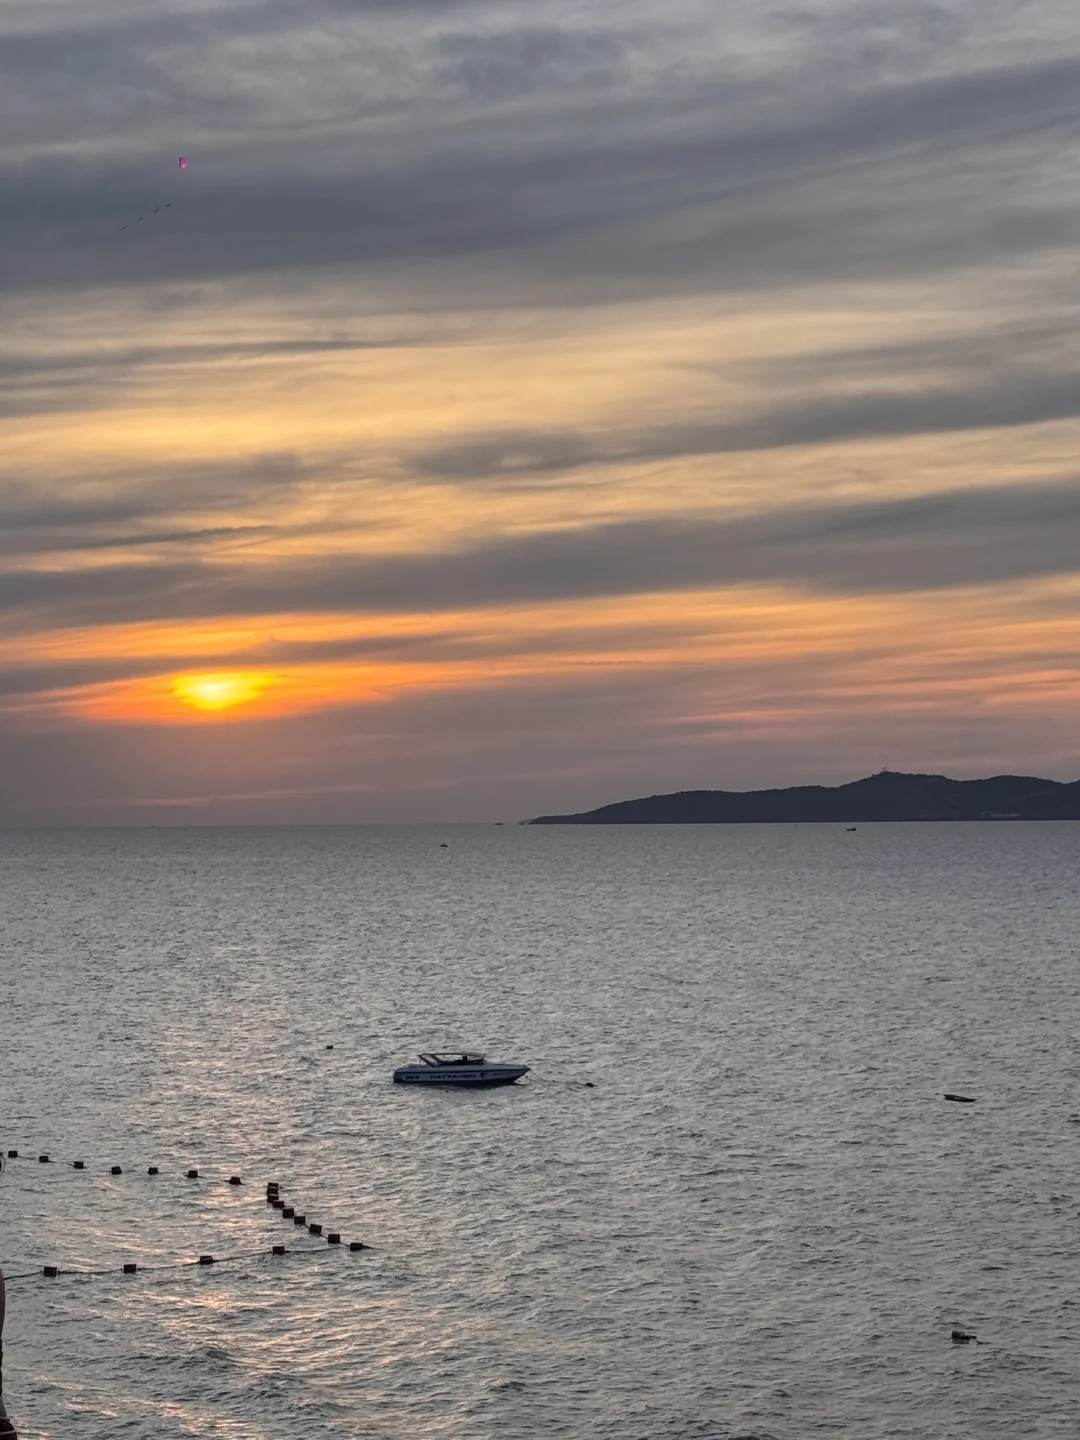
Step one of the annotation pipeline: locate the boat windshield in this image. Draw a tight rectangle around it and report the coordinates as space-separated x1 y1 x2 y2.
420 1052 486 1066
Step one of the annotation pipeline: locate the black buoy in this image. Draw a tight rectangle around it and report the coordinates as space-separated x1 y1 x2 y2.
584 1082 595 1088
111 1165 123 1175
123 1263 138 1275
228 1175 242 1186
944 1094 977 1103
282 1206 294 1219
186 1168 200 1179
43 1265 58 1278
272 1244 286 1256
349 1241 367 1252
326 1044 334 1050
198 1255 215 1266
272 1198 285 1210
148 1166 159 1175
72 1160 85 1170
951 1328 977 1343
308 1222 322 1235
327 1232 341 1245
293 1214 306 1226
7 1149 18 1158
39 1154 50 1163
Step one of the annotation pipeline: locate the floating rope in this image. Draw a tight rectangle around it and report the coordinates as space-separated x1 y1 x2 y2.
2 1243 341 1285
1 1166 371 1279
1 1157 368 1440
4 1150 244 1185
265 1182 367 1253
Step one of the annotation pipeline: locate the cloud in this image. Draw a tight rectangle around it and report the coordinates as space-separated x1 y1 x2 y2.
2 651 1077 823
434 26 628 102
3 7 1079 303
3 0 1080 817
414 370 1080 480
0 450 310 544
0 524 274 559
1 477 1078 630
0 336 417 418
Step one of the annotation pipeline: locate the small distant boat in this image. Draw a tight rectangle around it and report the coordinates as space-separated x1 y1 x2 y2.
393 1052 529 1087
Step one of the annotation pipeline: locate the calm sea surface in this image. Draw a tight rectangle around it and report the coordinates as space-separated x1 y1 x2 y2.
1 823 1078 1439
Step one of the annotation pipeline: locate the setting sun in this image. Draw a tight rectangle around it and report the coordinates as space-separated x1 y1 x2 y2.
172 672 275 712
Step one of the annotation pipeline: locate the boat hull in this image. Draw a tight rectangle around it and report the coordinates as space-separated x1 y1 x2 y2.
393 1064 528 1087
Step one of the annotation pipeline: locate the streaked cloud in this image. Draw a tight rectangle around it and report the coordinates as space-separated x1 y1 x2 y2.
2 0 1079 817
3 475 1080 628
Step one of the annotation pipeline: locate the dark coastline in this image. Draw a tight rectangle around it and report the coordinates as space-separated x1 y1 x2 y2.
529 770 1080 824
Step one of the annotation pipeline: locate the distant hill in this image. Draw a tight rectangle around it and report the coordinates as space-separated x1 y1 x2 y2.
529 771 1080 824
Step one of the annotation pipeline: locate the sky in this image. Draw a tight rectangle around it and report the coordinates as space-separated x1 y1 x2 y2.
1 0 1079 823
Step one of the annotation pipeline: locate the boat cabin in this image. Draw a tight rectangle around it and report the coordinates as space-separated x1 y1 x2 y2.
419 1052 486 1066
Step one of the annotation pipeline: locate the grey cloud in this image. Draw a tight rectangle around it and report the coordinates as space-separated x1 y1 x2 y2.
4 34 1080 301
0 451 314 564
0 1 609 152
417 430 595 482
414 368 1080 480
294 479 1080 608
0 336 419 419
1 477 1078 629
750 317 1080 388
0 337 417 380
434 27 627 102
0 524 273 558
0 0 488 55
776 0 967 66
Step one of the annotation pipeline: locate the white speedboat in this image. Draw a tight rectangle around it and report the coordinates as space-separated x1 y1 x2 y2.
392 1052 529 1087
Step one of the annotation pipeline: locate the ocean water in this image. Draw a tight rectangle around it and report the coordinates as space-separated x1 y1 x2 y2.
1 822 1078 1440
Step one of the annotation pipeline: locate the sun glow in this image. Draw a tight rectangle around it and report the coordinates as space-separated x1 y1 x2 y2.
172 672 275 711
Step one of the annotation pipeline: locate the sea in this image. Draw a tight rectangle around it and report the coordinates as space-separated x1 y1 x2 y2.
1 822 1078 1439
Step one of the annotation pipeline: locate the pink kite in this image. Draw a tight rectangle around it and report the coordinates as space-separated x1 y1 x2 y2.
178 156 188 169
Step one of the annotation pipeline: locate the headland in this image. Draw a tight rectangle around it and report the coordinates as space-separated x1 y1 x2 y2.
529 770 1080 824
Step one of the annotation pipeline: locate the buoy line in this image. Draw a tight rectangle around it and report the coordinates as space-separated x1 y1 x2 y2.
3 1244 330 1284
1 1159 373 1271
264 1182 368 1252
4 1149 244 1184
0 1156 368 1440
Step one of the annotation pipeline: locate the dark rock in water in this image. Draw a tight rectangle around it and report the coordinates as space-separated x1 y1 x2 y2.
944 1093 977 1103
951 1329 977 1343
584 1081 595 1088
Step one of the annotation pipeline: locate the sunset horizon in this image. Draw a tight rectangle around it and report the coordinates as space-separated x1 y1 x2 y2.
3 0 1079 824
4 6 1080 1427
